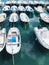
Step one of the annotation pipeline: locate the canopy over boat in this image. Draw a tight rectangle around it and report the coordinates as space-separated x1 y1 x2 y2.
34 27 49 49
6 27 21 55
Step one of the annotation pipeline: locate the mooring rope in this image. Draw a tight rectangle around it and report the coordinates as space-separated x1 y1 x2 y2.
12 47 15 65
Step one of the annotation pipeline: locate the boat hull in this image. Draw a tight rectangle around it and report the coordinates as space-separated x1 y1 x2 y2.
34 27 49 49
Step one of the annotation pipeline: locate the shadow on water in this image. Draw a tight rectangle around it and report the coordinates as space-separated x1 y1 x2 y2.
34 11 40 17
29 31 49 57
0 48 12 60
35 40 49 53
0 48 11 65
20 22 29 30
40 18 49 29
0 48 21 65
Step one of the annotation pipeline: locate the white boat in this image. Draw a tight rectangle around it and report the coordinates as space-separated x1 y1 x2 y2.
29 1 33 5
25 5 34 13
22 1 28 5
0 0 4 7
0 13 6 24
0 0 4 8
45 2 49 6
39 1 45 5
34 27 49 49
17 1 22 4
40 13 49 23
18 5 26 12
34 5 45 14
9 13 18 23
33 1 39 5
2 5 10 13
6 27 21 55
46 5 49 12
6 0 11 5
20 13 30 23
11 0 17 5
11 5 18 12
0 28 6 52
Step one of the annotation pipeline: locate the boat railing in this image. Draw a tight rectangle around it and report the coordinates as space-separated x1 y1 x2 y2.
6 42 20 45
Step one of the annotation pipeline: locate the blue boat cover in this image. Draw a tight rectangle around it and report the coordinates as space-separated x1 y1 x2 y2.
11 36 16 42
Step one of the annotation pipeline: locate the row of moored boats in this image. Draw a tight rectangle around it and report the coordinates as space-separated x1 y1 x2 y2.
0 0 49 56
0 0 49 7
0 12 49 23
2 5 34 13
0 12 31 23
0 27 21 55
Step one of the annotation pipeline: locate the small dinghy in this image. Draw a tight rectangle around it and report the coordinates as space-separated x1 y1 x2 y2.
6 27 21 55
20 13 30 23
0 13 6 24
18 5 26 13
0 28 6 52
6 0 11 6
9 13 18 26
40 13 49 23
34 5 45 14
2 5 10 14
34 27 49 49
11 5 18 13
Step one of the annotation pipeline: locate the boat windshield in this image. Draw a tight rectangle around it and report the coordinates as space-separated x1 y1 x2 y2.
8 36 18 44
